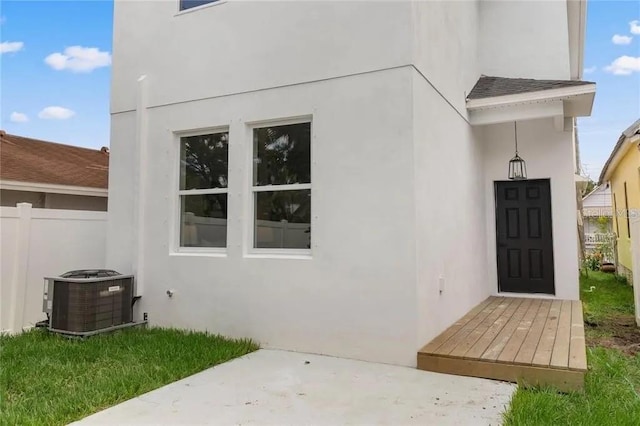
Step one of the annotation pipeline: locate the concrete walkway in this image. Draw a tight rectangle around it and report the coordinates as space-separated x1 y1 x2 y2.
74 349 516 425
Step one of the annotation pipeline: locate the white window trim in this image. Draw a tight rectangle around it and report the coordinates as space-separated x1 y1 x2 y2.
245 117 313 257
171 127 230 255
175 0 228 17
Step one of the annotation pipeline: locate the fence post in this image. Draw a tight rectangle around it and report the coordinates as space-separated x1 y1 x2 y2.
9 202 32 334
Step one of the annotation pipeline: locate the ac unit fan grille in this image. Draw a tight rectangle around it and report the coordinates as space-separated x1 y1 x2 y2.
51 277 133 332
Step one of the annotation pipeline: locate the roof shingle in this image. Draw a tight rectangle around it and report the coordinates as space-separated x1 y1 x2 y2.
467 76 595 100
0 132 109 189
598 118 640 184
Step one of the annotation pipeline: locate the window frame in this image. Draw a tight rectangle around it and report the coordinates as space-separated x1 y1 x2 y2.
177 0 224 14
245 116 313 258
172 126 230 255
613 192 619 237
624 181 630 239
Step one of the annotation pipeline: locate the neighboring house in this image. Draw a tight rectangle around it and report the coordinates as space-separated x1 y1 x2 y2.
582 184 614 255
599 119 640 281
108 0 595 366
0 131 109 211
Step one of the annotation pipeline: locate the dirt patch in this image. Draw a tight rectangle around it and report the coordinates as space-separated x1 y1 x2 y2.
585 315 640 356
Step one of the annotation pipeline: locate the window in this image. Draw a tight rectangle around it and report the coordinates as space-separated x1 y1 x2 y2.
179 132 228 248
179 0 218 11
252 121 311 250
613 193 619 236
624 182 630 238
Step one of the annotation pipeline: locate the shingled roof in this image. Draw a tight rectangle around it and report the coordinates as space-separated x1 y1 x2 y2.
0 131 109 189
598 118 640 185
467 76 595 100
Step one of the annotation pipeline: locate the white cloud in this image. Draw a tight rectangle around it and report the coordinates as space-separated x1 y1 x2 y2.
605 56 640 75
0 41 24 54
44 46 111 73
10 112 28 123
612 34 632 45
38 106 75 120
630 20 640 35
584 66 597 74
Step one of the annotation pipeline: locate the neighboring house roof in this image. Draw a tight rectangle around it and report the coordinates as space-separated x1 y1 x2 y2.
598 118 640 185
467 76 594 100
0 131 109 189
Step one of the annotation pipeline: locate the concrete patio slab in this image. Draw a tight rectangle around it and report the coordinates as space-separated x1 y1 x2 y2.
73 349 516 425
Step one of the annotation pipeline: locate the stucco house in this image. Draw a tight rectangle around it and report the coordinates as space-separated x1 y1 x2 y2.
599 119 640 281
108 0 595 367
0 131 109 211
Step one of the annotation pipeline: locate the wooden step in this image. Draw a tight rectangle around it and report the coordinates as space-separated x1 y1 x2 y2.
417 296 587 392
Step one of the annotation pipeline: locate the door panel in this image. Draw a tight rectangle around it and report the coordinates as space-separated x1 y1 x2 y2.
495 179 555 294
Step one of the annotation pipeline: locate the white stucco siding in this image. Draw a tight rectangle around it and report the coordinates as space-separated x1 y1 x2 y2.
111 67 419 366
479 0 571 80
412 71 491 348
111 0 413 113
481 118 579 300
106 112 137 274
412 0 481 116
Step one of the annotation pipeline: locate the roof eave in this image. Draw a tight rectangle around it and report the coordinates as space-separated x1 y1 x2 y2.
0 179 108 197
599 136 640 185
599 119 640 184
466 83 596 111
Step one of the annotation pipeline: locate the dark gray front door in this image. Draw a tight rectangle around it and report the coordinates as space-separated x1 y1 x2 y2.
495 179 555 294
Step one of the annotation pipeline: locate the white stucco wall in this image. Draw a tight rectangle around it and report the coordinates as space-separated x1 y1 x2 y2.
479 0 571 79
410 0 490 348
412 0 481 115
110 67 419 366
111 0 413 113
481 118 580 300
412 72 491 349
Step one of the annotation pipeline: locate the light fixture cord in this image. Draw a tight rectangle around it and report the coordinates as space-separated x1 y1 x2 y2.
514 122 518 155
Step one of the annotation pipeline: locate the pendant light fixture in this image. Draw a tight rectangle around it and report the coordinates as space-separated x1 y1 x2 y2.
508 122 527 180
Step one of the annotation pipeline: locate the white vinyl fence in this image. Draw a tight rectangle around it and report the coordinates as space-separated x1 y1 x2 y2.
0 203 107 334
631 217 640 327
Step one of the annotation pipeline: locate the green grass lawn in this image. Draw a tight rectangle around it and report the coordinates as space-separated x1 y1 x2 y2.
0 327 258 425
503 271 640 425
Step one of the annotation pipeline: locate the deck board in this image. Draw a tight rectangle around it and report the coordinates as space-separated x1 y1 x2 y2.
496 298 542 363
419 297 495 353
447 297 515 357
465 298 524 359
550 300 572 369
482 298 533 361
513 299 552 365
418 296 586 392
435 297 504 355
531 300 562 367
569 301 588 371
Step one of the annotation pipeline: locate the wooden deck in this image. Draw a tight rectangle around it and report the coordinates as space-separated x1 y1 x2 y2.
417 296 587 391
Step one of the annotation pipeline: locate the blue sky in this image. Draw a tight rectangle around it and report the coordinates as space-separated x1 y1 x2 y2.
579 0 640 179
1 1 113 149
1 1 639 180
